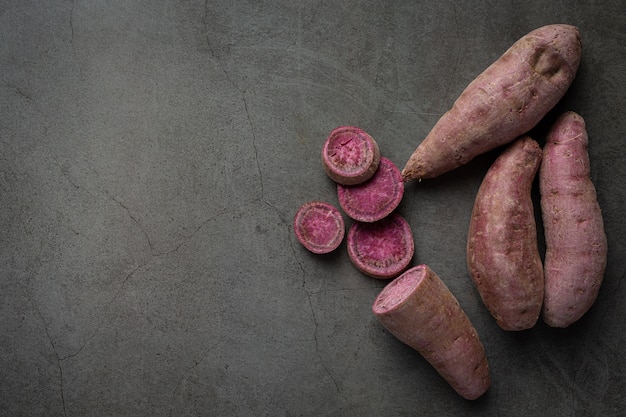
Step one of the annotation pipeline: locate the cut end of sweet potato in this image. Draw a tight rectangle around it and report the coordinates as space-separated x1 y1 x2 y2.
347 213 414 279
322 126 381 185
372 265 426 313
293 201 345 254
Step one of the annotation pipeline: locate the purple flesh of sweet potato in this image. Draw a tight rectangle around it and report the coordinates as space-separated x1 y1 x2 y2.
347 213 414 279
322 126 381 185
293 201 345 254
338 157 404 222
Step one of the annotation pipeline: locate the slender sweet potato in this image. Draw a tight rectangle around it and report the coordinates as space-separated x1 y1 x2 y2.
467 136 544 331
540 112 607 328
322 126 381 185
402 24 581 181
373 265 491 400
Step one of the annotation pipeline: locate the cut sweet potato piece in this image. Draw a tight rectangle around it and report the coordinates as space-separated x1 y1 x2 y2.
337 157 404 222
293 201 345 254
373 265 491 400
347 213 414 279
322 126 381 185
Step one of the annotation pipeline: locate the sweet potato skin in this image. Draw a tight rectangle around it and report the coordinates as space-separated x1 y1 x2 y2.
373 265 490 400
402 24 581 181
467 136 544 331
540 112 607 328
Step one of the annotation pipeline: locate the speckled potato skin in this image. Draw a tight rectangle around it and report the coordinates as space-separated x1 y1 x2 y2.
540 112 607 328
467 136 544 331
372 265 491 400
402 24 581 181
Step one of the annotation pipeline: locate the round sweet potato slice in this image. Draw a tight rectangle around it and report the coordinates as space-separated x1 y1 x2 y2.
322 126 381 185
293 201 345 254
337 157 404 223
347 213 414 279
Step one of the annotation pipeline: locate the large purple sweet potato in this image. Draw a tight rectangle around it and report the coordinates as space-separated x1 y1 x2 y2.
467 136 544 331
402 24 581 181
540 112 607 328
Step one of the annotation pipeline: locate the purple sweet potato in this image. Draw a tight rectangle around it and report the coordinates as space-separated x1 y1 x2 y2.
467 136 544 331
402 24 581 181
540 112 607 328
337 157 404 222
373 265 491 400
347 213 414 279
293 201 345 254
322 126 381 185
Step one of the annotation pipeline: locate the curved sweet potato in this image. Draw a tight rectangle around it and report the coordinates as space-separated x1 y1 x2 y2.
402 24 581 181
467 136 544 331
540 112 607 328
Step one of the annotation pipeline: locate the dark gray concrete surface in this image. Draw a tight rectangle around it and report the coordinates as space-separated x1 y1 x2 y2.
2 1 625 416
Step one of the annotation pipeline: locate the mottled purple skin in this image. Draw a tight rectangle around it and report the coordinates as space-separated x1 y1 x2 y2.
403 24 581 181
293 201 345 254
540 112 607 328
347 213 414 279
322 126 381 185
373 265 491 400
467 136 544 331
337 157 404 222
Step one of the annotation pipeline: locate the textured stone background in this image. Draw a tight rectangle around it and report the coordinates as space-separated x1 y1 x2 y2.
1 1 625 416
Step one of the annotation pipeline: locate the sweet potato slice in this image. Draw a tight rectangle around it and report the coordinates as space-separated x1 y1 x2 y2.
322 126 381 185
347 213 414 279
293 201 345 254
373 265 491 400
337 157 404 222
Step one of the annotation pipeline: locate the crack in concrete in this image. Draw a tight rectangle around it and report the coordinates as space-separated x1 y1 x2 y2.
167 338 227 417
69 0 75 44
202 1 265 200
27 287 68 417
56 163 193 258
22 202 147 415
103 190 157 255
8 85 50 137
58 263 145 362
306 293 341 394
286 210 342 394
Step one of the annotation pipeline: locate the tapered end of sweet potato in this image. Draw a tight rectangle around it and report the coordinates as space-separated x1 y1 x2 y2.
401 24 581 183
